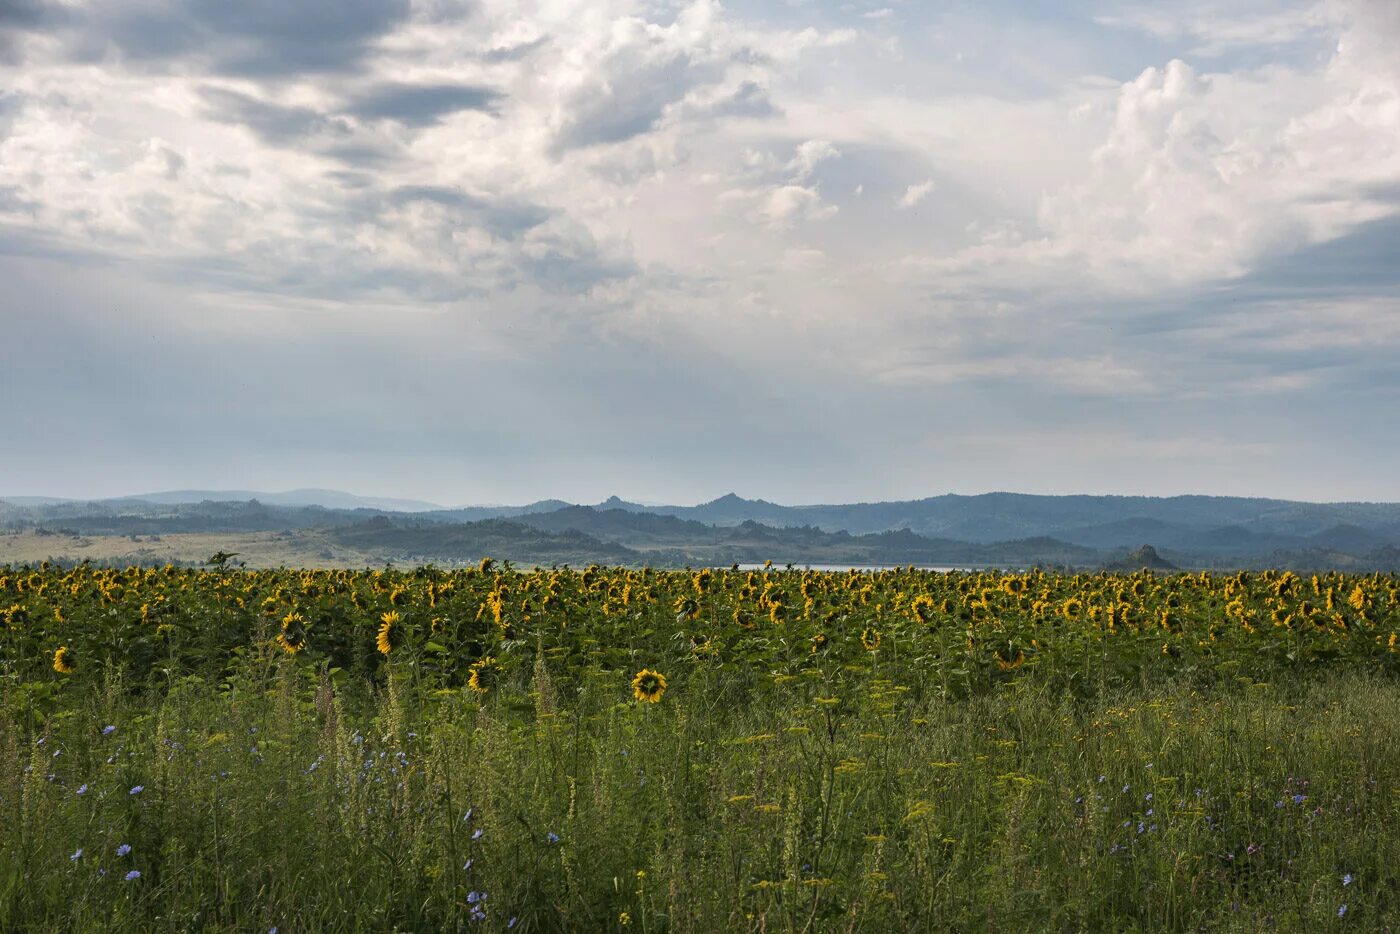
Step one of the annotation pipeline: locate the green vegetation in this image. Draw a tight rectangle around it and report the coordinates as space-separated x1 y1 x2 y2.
3 563 1399 930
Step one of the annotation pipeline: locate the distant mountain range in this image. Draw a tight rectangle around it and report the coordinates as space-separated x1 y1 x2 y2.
3 489 445 512
4 489 1400 570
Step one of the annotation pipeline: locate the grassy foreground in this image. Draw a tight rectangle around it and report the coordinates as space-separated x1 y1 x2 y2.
4 667 1398 931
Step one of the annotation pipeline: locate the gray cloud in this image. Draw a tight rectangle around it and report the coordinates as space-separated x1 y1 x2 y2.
388 185 551 238
199 87 352 144
85 0 411 75
554 55 711 151
348 82 501 126
0 0 45 62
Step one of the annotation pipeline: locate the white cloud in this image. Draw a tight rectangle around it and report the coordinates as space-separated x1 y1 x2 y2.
896 178 935 209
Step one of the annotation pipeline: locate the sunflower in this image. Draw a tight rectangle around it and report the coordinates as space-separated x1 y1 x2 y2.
675 595 700 623
860 628 882 652
53 645 76 674
377 611 404 655
692 569 712 596
768 600 787 626
632 669 667 704
810 632 829 654
277 612 307 655
1061 598 1084 621
468 656 499 695
995 648 1025 671
909 594 936 625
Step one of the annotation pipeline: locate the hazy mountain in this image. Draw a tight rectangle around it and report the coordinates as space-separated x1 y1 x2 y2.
6 490 1400 570
3 489 444 512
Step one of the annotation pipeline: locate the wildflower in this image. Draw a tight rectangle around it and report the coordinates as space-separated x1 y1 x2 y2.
546 831 560 844
471 828 484 840
1293 794 1307 804
124 870 141 882
1339 905 1348 918
129 785 144 795
1343 873 1353 886
70 848 83 861
76 784 88 796
467 891 486 904
102 725 116 736
860 628 882 652
620 911 632 926
53 645 76 674
377 611 403 655
631 669 667 704
116 844 131 856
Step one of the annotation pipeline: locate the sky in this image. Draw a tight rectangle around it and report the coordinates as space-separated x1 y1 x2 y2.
2 0 1399 507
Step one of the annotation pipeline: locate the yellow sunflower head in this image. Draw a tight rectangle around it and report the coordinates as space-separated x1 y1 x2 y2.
909 594 935 624
53 645 75 674
860 628 882 652
277 612 307 655
632 669 667 704
377 611 404 655
468 656 499 695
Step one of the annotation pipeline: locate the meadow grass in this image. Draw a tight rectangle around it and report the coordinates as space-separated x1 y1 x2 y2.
4 660 1397 932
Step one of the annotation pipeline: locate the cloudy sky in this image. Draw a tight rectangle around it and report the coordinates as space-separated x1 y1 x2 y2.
2 0 1398 506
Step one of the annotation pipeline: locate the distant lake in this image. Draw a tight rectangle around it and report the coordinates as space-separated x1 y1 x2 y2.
733 563 974 572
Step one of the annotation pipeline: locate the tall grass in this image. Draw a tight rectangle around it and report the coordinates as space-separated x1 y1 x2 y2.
3 656 1397 931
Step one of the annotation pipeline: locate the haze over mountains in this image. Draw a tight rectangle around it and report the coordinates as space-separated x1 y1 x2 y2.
3 489 1400 571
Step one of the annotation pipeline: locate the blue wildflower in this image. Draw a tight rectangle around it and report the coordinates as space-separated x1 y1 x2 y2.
125 870 141 882
76 784 88 796
70 848 83 861
116 844 131 857
129 785 144 795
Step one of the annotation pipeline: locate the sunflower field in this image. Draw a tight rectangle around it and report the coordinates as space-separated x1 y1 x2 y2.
4 562 1400 930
